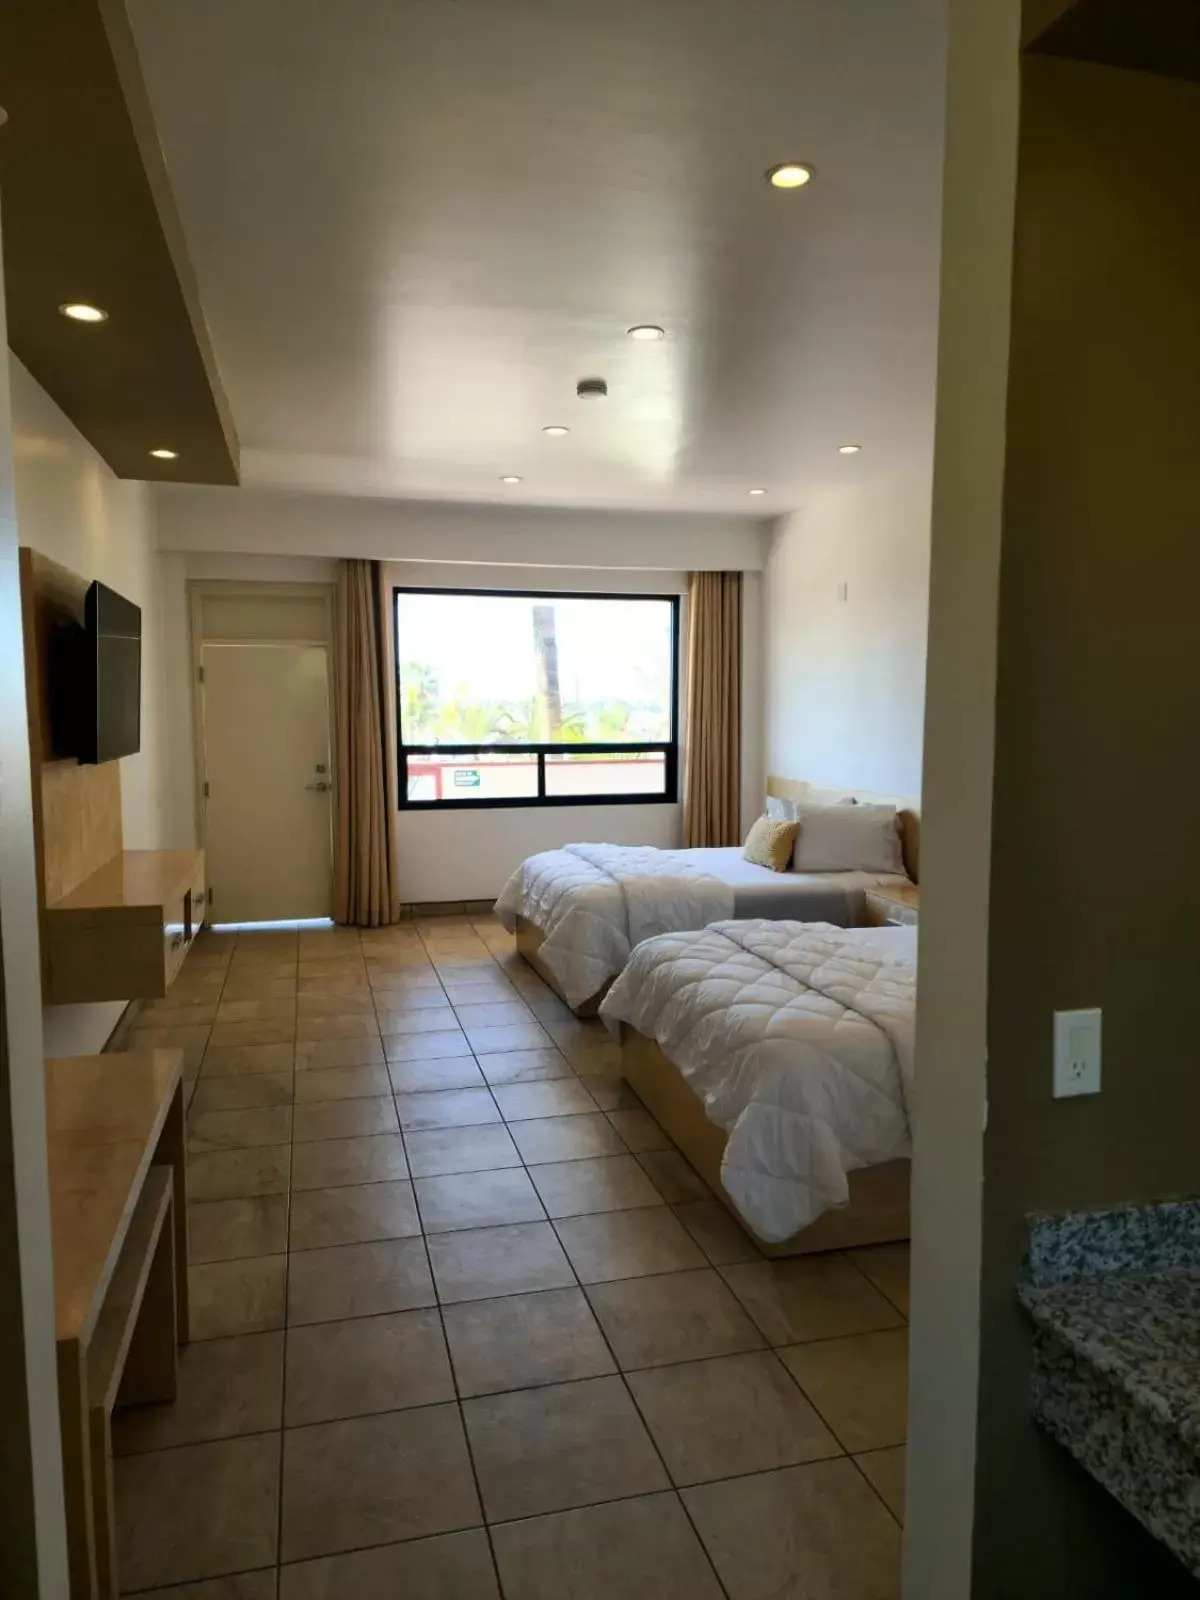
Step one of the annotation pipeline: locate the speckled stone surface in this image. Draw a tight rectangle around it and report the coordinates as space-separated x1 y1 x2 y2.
1019 1201 1200 1579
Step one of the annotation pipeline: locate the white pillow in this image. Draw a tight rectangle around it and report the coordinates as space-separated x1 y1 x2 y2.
792 803 905 874
765 795 797 822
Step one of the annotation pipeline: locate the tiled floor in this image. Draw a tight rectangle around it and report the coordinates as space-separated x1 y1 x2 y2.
114 914 910 1598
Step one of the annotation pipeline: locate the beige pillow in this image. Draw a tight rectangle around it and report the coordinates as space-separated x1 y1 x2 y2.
742 815 800 872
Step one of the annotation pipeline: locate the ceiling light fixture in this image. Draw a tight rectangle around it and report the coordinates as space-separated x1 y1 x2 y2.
542 426 570 436
501 475 523 484
766 162 814 190
149 448 178 460
627 325 665 341
59 301 107 323
838 444 862 455
749 488 766 496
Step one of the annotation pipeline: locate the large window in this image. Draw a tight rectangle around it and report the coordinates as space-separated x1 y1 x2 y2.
394 587 679 808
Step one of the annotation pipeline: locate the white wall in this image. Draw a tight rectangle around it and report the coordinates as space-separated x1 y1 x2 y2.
9 358 194 1056
763 470 932 800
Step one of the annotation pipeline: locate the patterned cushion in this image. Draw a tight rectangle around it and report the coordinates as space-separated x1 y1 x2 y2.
742 815 800 873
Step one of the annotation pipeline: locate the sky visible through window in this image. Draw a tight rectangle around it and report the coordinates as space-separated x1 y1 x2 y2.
396 591 674 747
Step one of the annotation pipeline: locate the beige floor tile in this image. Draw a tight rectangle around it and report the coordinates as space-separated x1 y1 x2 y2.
188 1145 290 1202
220 976 298 1001
217 997 297 1023
371 984 452 1011
189 1105 294 1153
415 1167 545 1232
529 1154 664 1218
378 1004 460 1035
452 1000 532 1029
289 1179 420 1249
292 1095 399 1142
281 1404 480 1562
442 978 517 1005
280 1529 500 1599
293 1063 393 1102
464 1374 667 1522
287 1236 435 1325
476 1047 572 1084
190 1256 287 1340
294 959 365 979
464 1021 552 1055
285 1308 454 1425
384 1028 473 1063
113 1332 284 1454
388 1055 488 1093
294 1035 384 1070
210 1020 297 1049
115 1433 280 1590
190 1072 295 1114
295 1014 380 1042
635 1148 713 1203
855 1445 906 1521
554 1206 706 1283
781 1329 909 1453
141 998 220 1026
204 1042 297 1078
491 1078 597 1121
508 1113 627 1165
672 1200 762 1266
395 1087 501 1130
370 966 444 991
606 1107 671 1153
721 1255 904 1346
428 1221 575 1303
291 1132 408 1190
491 1491 725 1600
128 1023 212 1054
628 1351 839 1485
135 1574 276 1600
847 1242 911 1317
297 976 371 1000
405 1122 522 1178
586 1268 764 1369
573 1072 640 1112
442 1287 614 1397
190 1194 289 1263
682 1458 902 1600
297 989 376 1015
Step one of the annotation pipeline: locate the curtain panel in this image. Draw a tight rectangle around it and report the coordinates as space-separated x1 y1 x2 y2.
682 570 742 848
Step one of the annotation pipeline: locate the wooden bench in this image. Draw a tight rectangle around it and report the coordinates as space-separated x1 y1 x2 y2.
46 1049 189 1600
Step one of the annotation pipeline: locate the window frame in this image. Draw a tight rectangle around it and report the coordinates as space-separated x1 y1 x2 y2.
393 584 681 810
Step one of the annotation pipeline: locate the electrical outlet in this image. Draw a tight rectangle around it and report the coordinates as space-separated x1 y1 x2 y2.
1053 1008 1102 1098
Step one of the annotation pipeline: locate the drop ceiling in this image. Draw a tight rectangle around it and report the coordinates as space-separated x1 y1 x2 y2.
125 0 947 513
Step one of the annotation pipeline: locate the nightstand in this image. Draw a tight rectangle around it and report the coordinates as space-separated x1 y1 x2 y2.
863 883 920 927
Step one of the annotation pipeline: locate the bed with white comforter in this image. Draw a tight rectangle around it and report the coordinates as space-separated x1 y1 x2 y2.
598 919 916 1243
495 841 908 1009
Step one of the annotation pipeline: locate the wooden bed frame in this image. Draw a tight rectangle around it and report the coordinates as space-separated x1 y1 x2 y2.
620 1028 911 1257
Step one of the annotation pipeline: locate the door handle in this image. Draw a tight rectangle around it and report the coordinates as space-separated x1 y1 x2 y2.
306 780 331 792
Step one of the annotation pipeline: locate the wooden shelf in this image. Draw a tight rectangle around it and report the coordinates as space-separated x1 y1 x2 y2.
44 848 206 1004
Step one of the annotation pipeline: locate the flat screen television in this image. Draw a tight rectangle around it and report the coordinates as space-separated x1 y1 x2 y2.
75 581 142 764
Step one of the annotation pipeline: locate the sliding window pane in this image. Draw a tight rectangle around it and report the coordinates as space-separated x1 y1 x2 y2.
543 750 667 798
396 592 675 747
405 750 538 803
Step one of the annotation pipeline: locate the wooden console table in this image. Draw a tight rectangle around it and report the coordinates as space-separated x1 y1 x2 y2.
46 1050 189 1600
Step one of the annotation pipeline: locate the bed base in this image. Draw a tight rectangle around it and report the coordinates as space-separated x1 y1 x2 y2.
620 1028 911 1258
515 915 608 1017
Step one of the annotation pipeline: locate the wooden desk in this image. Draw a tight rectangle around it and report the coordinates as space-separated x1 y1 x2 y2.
47 1050 189 1600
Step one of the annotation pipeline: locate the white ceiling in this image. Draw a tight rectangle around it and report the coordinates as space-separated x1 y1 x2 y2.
127 0 947 514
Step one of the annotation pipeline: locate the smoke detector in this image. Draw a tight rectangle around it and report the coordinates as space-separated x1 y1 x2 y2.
576 376 608 399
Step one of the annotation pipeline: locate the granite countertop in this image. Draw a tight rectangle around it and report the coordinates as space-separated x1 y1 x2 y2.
1018 1198 1200 1579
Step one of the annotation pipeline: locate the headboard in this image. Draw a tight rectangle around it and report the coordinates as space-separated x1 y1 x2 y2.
766 774 922 884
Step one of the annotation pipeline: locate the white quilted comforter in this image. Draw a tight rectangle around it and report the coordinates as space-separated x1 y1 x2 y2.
599 920 917 1243
495 843 735 1009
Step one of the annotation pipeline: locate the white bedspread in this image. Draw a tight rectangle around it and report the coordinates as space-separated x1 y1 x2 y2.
495 843 735 1008
599 920 916 1242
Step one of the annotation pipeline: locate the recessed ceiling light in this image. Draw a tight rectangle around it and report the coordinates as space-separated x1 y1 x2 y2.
749 488 766 496
838 443 862 455
501 475 523 484
542 426 570 436
766 162 814 190
149 448 178 460
627 325 665 341
59 302 107 323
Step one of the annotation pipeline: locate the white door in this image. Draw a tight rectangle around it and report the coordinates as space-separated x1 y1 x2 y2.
201 642 333 922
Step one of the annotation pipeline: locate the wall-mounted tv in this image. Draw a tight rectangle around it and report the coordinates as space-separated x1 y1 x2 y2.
72 581 142 765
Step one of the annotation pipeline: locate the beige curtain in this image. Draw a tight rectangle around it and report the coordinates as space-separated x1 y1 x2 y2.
333 559 403 926
682 570 743 847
